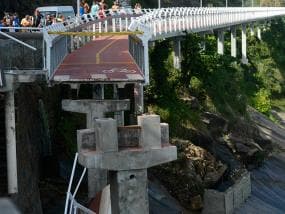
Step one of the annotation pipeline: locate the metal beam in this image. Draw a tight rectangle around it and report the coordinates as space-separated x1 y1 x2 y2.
48 31 144 36
0 31 37 51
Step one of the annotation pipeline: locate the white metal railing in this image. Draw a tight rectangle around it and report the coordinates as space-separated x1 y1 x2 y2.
64 153 95 214
129 7 285 39
0 26 43 32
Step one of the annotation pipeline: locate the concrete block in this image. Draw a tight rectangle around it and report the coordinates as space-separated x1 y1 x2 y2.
203 171 251 214
118 125 141 148
233 183 243 208
110 169 149 214
137 115 161 149
161 123 169 145
77 128 96 152
224 188 234 214
94 118 118 152
203 190 225 214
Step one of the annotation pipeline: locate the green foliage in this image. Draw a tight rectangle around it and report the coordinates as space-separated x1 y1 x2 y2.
251 88 271 113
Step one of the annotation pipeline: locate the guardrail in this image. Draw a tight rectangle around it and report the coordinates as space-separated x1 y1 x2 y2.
0 27 43 32
129 7 285 39
64 153 95 214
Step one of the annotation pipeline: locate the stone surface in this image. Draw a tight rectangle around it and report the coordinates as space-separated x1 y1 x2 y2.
94 118 118 152
77 128 96 152
138 114 161 149
79 145 177 170
118 125 141 148
110 169 149 214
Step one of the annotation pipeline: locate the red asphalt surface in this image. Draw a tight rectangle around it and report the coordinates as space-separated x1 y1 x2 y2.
52 35 144 83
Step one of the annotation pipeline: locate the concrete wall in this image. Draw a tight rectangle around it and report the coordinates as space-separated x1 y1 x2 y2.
203 171 251 214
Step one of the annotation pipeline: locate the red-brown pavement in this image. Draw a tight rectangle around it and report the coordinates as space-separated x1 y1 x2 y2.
52 35 144 83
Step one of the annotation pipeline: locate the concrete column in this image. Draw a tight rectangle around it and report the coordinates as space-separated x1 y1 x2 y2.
241 24 248 64
5 90 18 194
173 39 181 70
110 169 149 214
142 40 150 85
113 85 124 126
250 23 254 36
88 84 106 199
134 83 144 116
231 27 237 58
92 84 104 100
257 27 262 40
217 30 224 55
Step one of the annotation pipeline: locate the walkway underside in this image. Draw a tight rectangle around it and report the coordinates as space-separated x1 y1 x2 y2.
52 36 144 83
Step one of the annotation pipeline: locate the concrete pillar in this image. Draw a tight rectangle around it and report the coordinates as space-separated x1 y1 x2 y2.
62 99 130 199
142 40 150 85
257 27 262 40
92 84 104 100
250 23 254 36
173 39 181 70
113 84 124 126
231 27 237 58
241 24 248 64
134 83 144 116
217 30 224 55
5 90 18 194
110 169 149 214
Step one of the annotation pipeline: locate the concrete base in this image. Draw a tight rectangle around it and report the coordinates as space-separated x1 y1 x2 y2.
110 169 149 214
202 171 251 214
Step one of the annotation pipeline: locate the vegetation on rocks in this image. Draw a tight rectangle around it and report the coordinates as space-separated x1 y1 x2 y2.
147 18 285 210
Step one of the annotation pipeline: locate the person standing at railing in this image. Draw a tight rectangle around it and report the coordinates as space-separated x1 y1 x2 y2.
33 9 43 27
83 0 90 14
98 4 106 19
79 1 84 16
90 0 100 18
12 13 20 30
99 0 108 9
20 15 32 27
111 1 120 15
134 3 142 14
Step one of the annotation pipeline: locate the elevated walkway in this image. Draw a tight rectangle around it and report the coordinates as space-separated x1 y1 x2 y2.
52 35 143 83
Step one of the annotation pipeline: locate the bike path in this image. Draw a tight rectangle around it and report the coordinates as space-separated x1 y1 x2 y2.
52 35 144 83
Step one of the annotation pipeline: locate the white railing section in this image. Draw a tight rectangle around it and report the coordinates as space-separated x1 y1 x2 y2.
129 7 285 39
0 27 43 32
64 153 96 214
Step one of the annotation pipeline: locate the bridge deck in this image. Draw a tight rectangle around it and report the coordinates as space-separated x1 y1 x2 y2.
52 35 144 83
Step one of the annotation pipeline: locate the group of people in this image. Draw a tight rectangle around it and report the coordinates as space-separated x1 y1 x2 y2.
80 0 142 19
0 9 65 31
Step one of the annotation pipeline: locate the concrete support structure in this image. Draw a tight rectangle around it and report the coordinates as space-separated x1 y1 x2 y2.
217 30 224 55
142 40 150 85
173 39 181 70
134 83 144 116
62 99 130 199
231 27 237 58
257 27 262 40
241 24 248 64
250 23 255 36
113 84 124 126
77 115 177 214
5 90 18 194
